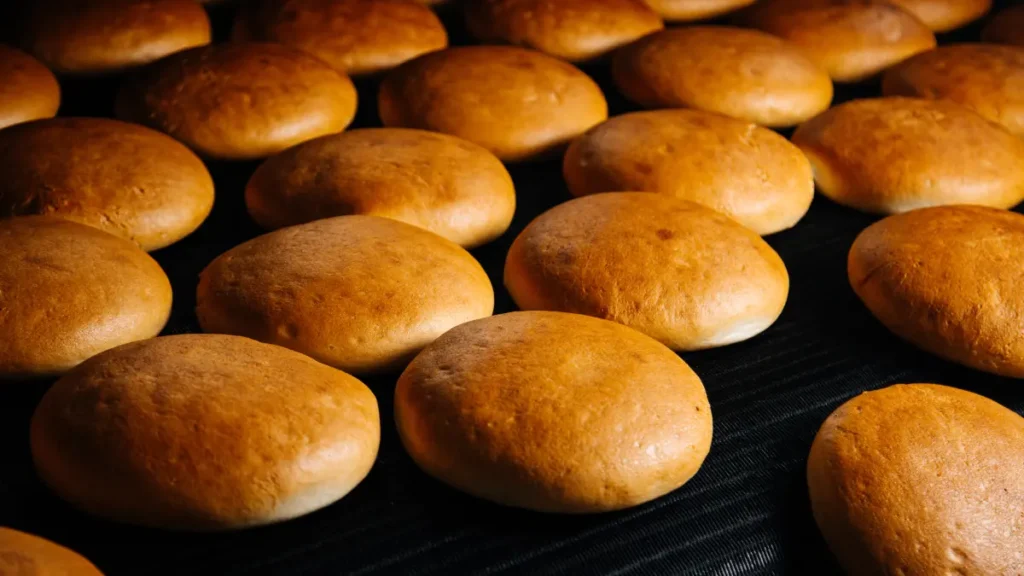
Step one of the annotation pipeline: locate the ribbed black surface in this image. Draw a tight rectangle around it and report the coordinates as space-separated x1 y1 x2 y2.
2 2 1022 574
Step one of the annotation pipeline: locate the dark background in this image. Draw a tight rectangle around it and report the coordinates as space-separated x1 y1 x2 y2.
2 1 1023 574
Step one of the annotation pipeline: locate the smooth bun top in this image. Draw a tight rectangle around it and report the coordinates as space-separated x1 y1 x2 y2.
808 384 1024 575
378 46 608 162
0 46 60 130
505 193 789 350
882 43 1024 137
395 311 713 513
982 6 1024 46
465 0 663 62
245 128 515 248
239 0 448 76
0 217 171 379
564 109 814 235
116 42 357 160
0 117 214 251
742 0 991 32
611 26 833 127
752 3 936 83
793 97 1024 213
30 334 380 530
848 206 1024 377
197 215 494 374
20 0 211 75
644 0 756 21
0 528 103 575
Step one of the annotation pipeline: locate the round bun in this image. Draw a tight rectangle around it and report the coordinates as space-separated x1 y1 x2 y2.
506 193 789 350
882 44 1024 138
742 0 991 33
611 26 832 127
792 97 1024 214
564 109 814 235
116 43 357 161
848 206 1024 377
197 215 494 374
379 46 608 162
644 0 755 21
0 527 103 575
0 46 59 130
237 0 447 77
982 6 1024 46
0 217 171 379
20 0 210 75
31 334 380 530
808 384 1024 574
465 0 663 62
395 311 713 513
245 128 515 248
0 118 214 251
751 3 936 83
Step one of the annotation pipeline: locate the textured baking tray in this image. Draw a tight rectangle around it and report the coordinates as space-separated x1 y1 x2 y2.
1 1 1022 574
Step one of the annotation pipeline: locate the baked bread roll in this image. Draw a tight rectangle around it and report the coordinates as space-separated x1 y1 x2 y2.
0 528 103 575
395 311 713 513
31 334 380 530
809 384 1024 574
0 46 60 130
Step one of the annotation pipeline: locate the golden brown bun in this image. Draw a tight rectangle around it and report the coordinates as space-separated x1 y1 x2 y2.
0 118 214 251
245 128 515 248
395 311 713 513
464 0 663 62
564 109 814 235
982 6 1024 46
116 43 357 161
237 0 448 77
750 3 936 83
31 334 380 530
197 215 493 374
20 0 211 75
882 44 1024 138
506 193 789 350
848 206 1024 377
378 46 608 162
793 97 1024 214
0 527 103 575
0 46 60 130
808 384 1024 574
644 0 756 21
611 26 832 127
0 217 171 379
740 0 990 33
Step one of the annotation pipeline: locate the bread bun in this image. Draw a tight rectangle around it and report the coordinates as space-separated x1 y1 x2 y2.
0 217 171 379
0 527 103 575
0 118 214 251
809 384 1024 574
379 46 607 162
197 215 494 374
741 0 990 33
465 0 663 62
245 128 515 248
20 0 211 75
982 6 1024 46
611 26 832 127
0 46 59 130
31 334 379 530
644 0 756 21
116 43 357 160
848 205 1024 377
236 0 447 76
750 3 936 83
395 311 713 512
882 44 1024 138
793 97 1024 214
506 193 789 350
564 109 814 235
